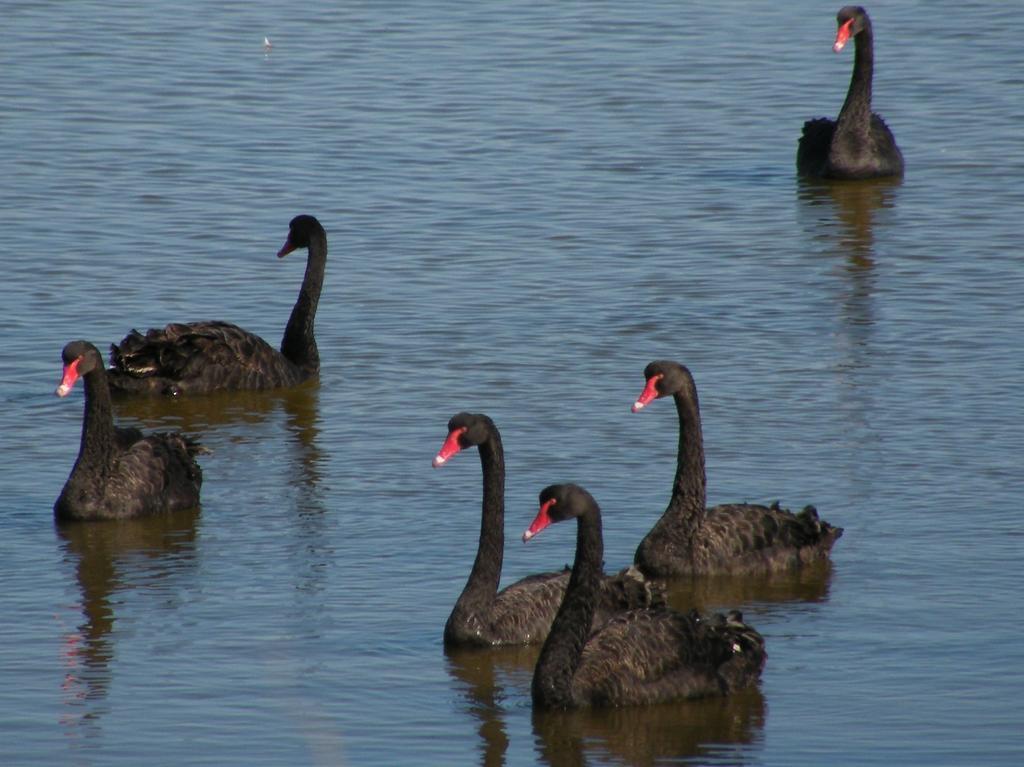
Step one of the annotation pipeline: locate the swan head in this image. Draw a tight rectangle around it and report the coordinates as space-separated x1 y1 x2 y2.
523 483 598 542
56 341 102 397
277 214 326 258
633 360 697 412
432 412 496 468
834 6 870 53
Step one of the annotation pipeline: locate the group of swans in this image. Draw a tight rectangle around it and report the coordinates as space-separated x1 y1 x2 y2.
55 214 327 522
433 360 840 709
53 5 889 709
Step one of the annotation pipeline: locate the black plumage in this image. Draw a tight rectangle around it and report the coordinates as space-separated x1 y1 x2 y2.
632 361 842 577
54 341 204 522
434 413 663 648
526 484 766 709
107 214 327 395
797 6 904 179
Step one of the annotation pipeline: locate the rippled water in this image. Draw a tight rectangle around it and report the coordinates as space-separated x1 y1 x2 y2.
2 1 1022 765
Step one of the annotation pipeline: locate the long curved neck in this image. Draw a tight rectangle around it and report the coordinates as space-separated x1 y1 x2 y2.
454 430 505 611
664 387 708 536
280 229 327 374
532 508 602 708
836 24 874 136
70 367 116 482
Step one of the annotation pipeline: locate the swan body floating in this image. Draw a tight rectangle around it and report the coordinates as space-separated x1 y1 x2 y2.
107 214 327 396
525 484 766 708
632 361 842 577
797 6 904 179
55 341 204 522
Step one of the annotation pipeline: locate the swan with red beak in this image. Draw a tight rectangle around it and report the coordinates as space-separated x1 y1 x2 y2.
432 412 664 647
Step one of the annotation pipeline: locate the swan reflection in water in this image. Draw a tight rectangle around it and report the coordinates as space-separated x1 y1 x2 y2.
112 380 319 437
532 686 766 767
446 645 540 767
113 381 325 504
662 559 834 619
798 176 899 477
56 508 200 733
798 176 901 271
117 381 329 597
446 641 767 767
57 382 329 739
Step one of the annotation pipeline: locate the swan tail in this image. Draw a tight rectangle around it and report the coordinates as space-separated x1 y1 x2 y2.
796 504 844 548
109 324 206 380
796 118 836 177
709 609 767 691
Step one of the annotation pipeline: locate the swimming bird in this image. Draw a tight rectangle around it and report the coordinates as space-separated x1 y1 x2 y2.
797 6 904 179
434 412 663 647
631 361 842 577
55 340 204 522
525 483 766 708
107 214 327 395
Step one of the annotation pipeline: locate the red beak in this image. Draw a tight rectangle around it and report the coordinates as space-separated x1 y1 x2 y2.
833 18 854 53
523 498 556 542
432 427 467 468
56 357 82 398
631 373 664 413
277 235 298 258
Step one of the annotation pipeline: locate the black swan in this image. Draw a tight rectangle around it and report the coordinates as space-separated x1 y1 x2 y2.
797 6 904 179
524 484 766 708
631 361 843 578
107 214 327 395
433 413 662 648
54 341 204 522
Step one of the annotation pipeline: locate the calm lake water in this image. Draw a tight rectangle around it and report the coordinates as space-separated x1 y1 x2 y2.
2 1 1022 765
